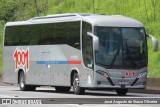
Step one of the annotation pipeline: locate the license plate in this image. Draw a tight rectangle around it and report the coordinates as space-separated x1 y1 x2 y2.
118 81 128 85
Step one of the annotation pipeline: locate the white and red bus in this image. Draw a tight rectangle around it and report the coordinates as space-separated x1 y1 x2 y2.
3 13 158 95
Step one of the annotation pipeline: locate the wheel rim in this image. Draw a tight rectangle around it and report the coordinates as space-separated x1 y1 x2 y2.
73 76 79 91
20 74 24 88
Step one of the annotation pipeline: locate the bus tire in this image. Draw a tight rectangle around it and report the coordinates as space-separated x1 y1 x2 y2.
116 89 128 96
73 73 85 95
28 86 36 91
19 72 36 91
55 86 71 92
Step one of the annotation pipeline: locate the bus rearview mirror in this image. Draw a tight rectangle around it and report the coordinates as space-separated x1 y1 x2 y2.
148 34 158 52
87 32 99 51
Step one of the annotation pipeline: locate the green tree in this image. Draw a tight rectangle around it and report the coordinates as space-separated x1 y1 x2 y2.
0 0 19 22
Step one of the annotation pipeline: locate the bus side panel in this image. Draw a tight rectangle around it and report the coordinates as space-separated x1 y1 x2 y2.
25 46 43 85
54 45 81 86
3 45 94 87
3 47 11 83
60 45 94 88
50 45 75 86
26 45 70 86
3 47 18 84
49 45 94 87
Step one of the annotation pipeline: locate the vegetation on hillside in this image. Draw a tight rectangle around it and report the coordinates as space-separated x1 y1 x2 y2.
0 0 160 77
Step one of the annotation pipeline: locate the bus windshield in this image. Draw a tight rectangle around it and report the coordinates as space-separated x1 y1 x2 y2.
95 27 147 69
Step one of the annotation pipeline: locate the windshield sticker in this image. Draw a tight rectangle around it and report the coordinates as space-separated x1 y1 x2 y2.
122 28 126 33
140 29 144 33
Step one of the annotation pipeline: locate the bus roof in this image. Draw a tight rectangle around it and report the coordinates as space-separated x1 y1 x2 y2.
5 13 144 27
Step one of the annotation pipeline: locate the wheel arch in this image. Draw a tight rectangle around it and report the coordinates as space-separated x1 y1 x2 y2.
70 68 80 86
17 69 25 84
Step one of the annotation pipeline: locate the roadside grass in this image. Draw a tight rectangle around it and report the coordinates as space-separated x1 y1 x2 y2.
0 21 3 74
0 61 2 74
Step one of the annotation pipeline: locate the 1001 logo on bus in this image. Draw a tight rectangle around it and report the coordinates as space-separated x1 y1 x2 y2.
13 47 29 72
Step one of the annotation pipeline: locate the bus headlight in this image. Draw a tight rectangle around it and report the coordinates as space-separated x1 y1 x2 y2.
137 72 147 78
96 70 109 78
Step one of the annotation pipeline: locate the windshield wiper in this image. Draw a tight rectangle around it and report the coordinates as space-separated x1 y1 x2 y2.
124 41 138 67
109 45 120 68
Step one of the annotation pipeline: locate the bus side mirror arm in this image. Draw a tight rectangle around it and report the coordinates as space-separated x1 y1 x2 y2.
147 34 158 52
87 32 99 51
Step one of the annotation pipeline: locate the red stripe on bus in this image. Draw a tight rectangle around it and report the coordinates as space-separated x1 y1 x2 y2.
68 61 81 64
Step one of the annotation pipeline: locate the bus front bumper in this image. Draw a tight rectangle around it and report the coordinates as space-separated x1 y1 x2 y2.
91 84 146 89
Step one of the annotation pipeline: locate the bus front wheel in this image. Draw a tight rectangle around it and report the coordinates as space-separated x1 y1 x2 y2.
73 73 85 95
116 89 128 96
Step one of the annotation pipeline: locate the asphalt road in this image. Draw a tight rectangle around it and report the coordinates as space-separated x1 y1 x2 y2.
0 86 160 107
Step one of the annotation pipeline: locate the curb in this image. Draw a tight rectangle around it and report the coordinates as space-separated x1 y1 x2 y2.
129 89 160 94
0 74 4 85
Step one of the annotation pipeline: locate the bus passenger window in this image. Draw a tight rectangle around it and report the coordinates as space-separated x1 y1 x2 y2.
67 21 80 49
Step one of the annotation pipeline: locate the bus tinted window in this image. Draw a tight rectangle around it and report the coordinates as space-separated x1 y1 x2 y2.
67 22 80 49
43 23 55 44
21 26 30 45
4 26 13 46
31 24 43 45
4 21 80 49
55 23 66 44
12 26 21 45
